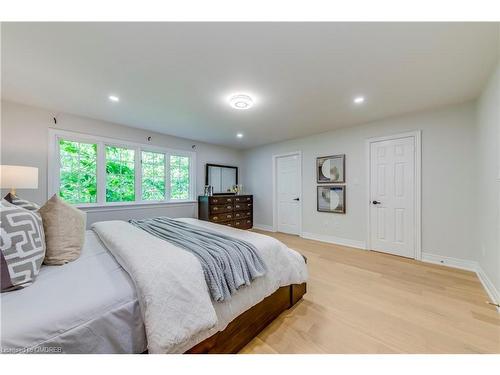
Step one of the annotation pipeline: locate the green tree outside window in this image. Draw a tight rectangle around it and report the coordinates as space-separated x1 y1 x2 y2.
142 151 166 200
106 146 135 202
170 155 190 200
59 139 97 204
58 137 192 205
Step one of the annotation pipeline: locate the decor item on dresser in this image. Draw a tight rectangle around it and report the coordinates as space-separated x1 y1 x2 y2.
0 199 45 292
205 164 238 195
38 194 86 265
316 154 345 183
317 185 346 213
198 194 253 229
203 185 213 196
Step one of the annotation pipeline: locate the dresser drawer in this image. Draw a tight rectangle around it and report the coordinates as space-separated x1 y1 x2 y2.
234 219 253 229
209 196 233 205
209 213 233 222
234 196 252 203
233 210 251 219
198 194 252 230
209 204 233 214
233 202 252 211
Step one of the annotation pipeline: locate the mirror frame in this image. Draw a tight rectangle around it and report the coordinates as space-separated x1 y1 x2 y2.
205 163 239 195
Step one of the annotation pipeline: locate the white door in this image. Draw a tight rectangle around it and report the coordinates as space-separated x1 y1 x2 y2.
276 154 301 235
369 136 416 258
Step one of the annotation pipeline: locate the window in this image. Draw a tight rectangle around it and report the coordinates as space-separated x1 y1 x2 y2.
142 151 165 201
58 139 97 204
170 155 190 200
106 146 135 202
50 130 195 207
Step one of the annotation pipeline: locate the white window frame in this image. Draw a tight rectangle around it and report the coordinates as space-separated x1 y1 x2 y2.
48 129 197 208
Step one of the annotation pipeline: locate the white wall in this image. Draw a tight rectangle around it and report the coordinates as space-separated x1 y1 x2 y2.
476 62 500 295
0 100 243 226
243 102 478 260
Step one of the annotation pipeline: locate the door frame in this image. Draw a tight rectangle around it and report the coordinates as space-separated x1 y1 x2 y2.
272 151 303 234
366 131 422 260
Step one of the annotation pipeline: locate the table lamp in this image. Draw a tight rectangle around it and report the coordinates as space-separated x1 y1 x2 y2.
0 165 39 195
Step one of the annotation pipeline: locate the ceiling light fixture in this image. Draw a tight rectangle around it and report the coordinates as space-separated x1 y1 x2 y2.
353 96 365 104
236 133 244 138
108 95 120 102
229 94 254 110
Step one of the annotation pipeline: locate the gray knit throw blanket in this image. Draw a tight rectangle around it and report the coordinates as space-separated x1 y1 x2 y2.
129 217 266 302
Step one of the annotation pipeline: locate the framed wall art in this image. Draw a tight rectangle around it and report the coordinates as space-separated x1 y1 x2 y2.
317 185 345 214
317 154 345 183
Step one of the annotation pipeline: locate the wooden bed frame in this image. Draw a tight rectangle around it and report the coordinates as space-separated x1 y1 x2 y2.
185 282 307 354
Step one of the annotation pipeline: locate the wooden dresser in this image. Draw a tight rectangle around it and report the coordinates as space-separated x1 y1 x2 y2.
198 195 253 229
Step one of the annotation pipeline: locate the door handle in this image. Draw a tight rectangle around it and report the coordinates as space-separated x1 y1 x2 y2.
293 197 300 201
372 200 381 205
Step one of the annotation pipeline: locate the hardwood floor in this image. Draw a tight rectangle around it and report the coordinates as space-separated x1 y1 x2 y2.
240 231 500 354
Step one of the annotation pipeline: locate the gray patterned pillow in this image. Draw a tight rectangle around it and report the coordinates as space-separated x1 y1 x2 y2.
0 199 46 292
3 192 40 211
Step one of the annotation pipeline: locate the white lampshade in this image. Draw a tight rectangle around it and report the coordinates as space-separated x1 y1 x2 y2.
0 165 39 190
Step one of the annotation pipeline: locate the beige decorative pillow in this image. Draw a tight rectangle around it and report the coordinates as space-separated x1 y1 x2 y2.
38 194 86 265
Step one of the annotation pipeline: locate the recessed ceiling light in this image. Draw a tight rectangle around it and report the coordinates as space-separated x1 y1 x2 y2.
353 96 365 104
108 95 120 102
229 94 254 110
236 133 244 138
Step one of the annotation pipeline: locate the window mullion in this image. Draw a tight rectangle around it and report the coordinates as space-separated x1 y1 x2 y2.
97 142 106 204
165 153 171 202
190 156 195 200
136 148 142 202
54 137 61 198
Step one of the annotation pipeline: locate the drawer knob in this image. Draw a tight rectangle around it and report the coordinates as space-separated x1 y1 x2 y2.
227 215 232 218
213 216 218 220
213 207 218 210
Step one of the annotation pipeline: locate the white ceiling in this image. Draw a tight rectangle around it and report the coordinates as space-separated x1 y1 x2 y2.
2 22 499 149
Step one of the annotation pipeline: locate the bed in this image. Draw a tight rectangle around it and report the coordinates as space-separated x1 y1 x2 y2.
0 218 307 354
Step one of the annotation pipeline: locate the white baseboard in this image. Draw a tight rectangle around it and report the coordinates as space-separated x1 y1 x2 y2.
422 252 499 313
300 231 366 250
421 252 477 272
476 264 500 313
252 223 275 232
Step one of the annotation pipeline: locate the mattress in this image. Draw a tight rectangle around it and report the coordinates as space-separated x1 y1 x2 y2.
0 231 147 354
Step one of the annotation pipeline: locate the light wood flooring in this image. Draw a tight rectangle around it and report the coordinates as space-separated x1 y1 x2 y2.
240 231 500 354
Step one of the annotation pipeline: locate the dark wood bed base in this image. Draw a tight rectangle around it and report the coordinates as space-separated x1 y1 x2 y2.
185 282 307 354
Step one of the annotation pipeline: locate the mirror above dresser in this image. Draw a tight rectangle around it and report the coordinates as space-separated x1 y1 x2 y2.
205 164 238 195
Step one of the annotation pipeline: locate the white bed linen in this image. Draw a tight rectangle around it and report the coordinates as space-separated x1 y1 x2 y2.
0 231 147 354
1 218 307 354
175 218 308 352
